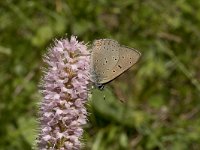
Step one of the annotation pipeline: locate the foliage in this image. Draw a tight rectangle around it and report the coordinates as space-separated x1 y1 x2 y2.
0 0 200 149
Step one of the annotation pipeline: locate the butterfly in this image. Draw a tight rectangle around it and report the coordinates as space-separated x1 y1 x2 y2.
90 39 141 90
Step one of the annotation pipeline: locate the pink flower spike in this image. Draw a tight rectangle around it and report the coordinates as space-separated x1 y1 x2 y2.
37 36 90 150
43 135 52 141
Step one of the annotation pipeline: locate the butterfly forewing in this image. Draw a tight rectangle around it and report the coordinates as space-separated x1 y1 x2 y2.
99 46 141 84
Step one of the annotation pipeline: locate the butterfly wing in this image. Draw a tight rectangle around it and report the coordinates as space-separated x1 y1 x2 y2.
91 39 120 83
99 46 141 84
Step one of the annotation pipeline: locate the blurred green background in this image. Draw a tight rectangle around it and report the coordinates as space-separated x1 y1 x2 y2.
1 0 200 150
